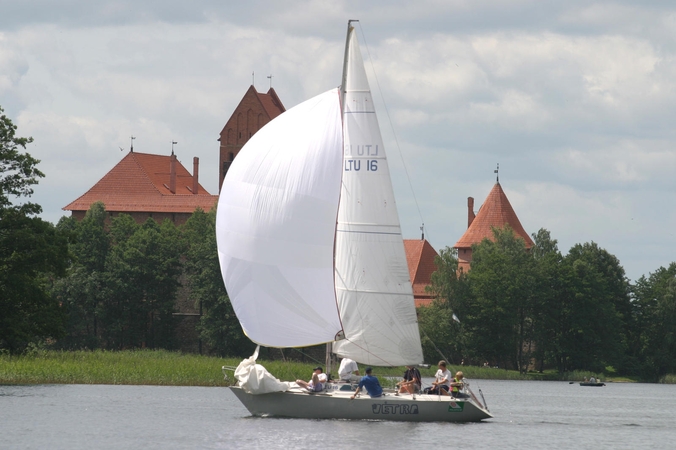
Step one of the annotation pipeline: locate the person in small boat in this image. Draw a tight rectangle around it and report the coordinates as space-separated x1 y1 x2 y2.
425 360 452 395
450 371 469 398
397 365 421 394
338 358 360 382
296 366 327 392
350 367 383 399
589 376 596 383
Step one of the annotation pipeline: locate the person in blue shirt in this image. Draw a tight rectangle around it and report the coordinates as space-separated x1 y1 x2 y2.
350 367 383 399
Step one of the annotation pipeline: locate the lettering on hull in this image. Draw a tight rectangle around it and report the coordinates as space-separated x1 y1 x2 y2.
371 402 419 415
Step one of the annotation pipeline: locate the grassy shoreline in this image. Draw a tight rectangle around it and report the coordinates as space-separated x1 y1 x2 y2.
0 350 665 386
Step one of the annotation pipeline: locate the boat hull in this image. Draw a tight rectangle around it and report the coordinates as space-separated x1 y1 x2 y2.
229 386 492 422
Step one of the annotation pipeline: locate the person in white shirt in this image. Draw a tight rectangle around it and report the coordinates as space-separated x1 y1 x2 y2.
296 367 328 392
426 360 451 395
338 358 360 382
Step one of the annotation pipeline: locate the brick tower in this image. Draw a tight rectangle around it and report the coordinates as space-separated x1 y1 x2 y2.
218 85 285 190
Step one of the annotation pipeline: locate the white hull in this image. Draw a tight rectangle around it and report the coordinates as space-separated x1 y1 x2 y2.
229 386 492 422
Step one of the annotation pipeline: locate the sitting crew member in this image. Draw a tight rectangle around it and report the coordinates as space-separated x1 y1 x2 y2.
426 360 452 395
350 367 383 399
450 371 468 398
397 365 421 394
296 366 327 392
338 357 360 382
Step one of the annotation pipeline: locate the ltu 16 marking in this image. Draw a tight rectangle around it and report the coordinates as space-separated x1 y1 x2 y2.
345 159 378 171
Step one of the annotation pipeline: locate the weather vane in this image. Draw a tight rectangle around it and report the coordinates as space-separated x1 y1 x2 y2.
494 163 499 183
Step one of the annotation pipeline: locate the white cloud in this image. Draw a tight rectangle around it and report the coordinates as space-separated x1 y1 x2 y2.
2 1 676 282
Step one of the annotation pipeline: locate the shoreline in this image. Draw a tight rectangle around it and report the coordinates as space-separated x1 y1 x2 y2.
2 349 667 386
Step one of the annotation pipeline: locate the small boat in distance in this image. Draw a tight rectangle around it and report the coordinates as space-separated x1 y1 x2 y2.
216 20 492 422
580 377 605 386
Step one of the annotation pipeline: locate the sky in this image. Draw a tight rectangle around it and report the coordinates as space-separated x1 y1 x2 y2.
1 0 675 283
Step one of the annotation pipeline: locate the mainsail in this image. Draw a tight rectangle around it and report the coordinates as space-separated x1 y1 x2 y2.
216 89 344 347
217 23 423 366
332 25 424 366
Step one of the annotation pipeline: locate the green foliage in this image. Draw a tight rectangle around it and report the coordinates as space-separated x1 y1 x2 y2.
632 263 676 380
659 374 676 384
51 204 109 349
52 204 188 351
0 106 70 353
0 349 537 386
464 226 536 373
419 247 467 364
182 208 254 357
0 106 42 214
557 243 628 372
0 349 231 386
101 216 184 349
425 226 647 377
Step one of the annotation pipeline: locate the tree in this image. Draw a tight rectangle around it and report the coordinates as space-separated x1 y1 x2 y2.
0 106 69 352
420 247 468 364
632 263 676 380
182 208 254 357
103 217 183 349
0 106 42 215
51 203 110 349
464 226 536 373
530 228 566 372
562 243 629 372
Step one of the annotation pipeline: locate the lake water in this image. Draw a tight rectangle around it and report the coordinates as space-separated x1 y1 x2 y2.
1 379 675 449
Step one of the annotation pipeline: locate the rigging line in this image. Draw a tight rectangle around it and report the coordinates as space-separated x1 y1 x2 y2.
419 326 453 366
355 22 428 242
289 347 325 366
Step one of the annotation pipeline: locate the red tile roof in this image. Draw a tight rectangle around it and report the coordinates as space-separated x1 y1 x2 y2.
257 87 285 120
404 239 439 307
454 182 533 249
63 151 218 214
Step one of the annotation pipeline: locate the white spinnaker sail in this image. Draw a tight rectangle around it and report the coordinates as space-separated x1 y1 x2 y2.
216 88 344 348
332 26 424 366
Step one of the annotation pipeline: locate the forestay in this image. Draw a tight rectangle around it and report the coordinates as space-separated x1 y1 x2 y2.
216 89 344 347
332 27 424 366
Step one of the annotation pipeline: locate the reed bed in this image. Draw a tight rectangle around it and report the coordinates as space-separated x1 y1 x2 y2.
0 350 236 386
659 374 676 384
1 350 636 386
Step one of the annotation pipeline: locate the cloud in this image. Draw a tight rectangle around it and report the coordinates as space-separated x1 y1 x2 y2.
3 1 676 282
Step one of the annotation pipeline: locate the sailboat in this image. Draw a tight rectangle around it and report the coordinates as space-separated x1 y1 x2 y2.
216 20 492 422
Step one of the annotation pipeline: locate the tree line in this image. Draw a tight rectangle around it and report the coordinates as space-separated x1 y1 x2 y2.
0 106 252 358
417 227 676 381
50 202 256 357
2 106 675 381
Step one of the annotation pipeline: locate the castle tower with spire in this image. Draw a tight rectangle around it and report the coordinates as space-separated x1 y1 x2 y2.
454 180 533 273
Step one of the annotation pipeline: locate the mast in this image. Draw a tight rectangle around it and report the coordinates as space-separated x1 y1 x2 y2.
340 20 358 110
329 20 358 377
